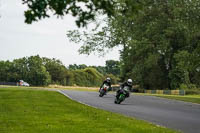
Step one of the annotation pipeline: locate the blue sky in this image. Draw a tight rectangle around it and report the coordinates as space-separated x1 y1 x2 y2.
0 0 120 66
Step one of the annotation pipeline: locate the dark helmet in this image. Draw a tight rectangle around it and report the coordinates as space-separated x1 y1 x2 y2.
127 79 132 86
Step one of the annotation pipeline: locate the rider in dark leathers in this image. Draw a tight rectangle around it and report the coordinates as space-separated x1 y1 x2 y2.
116 79 132 99
99 77 112 93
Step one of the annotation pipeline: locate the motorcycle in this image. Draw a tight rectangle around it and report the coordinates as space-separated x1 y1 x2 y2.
114 86 129 104
99 84 109 97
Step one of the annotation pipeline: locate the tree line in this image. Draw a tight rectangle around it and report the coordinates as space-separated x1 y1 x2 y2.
67 0 200 90
10 0 200 90
0 55 120 86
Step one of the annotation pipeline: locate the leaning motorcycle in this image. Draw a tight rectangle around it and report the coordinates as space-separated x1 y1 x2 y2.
99 84 109 97
114 86 129 104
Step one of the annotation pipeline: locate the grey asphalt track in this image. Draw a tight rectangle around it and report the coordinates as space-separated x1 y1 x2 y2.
59 90 200 133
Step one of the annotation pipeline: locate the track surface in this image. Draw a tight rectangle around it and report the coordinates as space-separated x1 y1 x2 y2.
59 90 200 133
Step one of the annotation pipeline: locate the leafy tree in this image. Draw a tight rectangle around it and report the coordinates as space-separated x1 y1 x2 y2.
26 55 51 86
0 61 19 82
67 0 200 89
68 64 110 76
0 56 51 86
0 56 120 87
68 64 87 70
65 70 74 86
12 57 29 82
105 60 120 76
115 0 200 89
22 0 115 27
43 57 67 85
73 67 103 86
68 64 79 70
91 66 106 75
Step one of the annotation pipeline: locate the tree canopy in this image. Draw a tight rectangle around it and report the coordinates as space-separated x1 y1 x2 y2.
0 56 119 86
20 0 200 90
67 0 200 90
22 0 115 27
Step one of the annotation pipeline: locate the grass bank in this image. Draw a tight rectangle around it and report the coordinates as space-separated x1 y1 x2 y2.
0 85 98 92
0 87 179 133
48 84 98 91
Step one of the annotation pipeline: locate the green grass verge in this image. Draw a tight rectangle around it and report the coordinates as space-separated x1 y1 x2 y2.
0 87 179 133
48 87 98 92
134 93 200 104
0 85 98 92
156 95 200 104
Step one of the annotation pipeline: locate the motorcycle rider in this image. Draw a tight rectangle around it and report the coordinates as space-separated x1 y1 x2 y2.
116 79 133 99
99 77 112 93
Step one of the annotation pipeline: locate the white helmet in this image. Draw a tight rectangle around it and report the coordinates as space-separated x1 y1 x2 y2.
127 79 132 85
106 77 111 82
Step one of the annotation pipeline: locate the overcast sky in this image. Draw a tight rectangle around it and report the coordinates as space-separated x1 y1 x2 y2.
0 0 120 66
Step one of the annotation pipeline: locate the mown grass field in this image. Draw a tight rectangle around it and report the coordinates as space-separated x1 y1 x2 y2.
0 87 179 133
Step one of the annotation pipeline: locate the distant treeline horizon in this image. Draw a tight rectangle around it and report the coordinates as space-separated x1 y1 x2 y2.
0 55 120 87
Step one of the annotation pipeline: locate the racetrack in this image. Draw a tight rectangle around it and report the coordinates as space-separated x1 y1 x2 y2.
59 90 200 133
